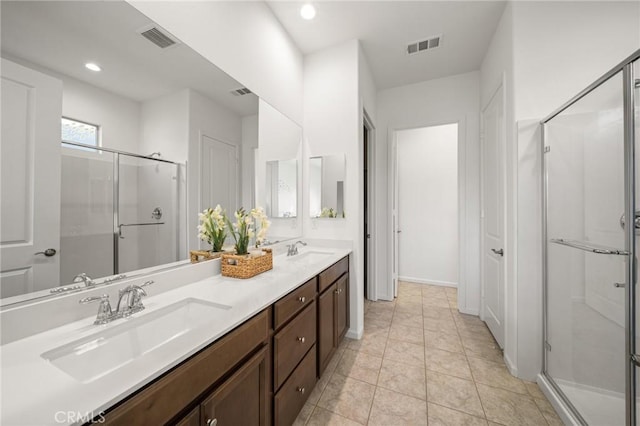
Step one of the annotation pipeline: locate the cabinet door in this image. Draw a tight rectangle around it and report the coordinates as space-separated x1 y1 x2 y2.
335 274 348 342
201 346 268 426
175 407 199 426
318 283 336 376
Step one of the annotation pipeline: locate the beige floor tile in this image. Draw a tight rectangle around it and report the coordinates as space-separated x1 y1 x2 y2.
423 306 453 320
453 312 486 327
424 316 458 333
467 356 527 394
384 339 426 367
317 373 376 424
456 325 494 342
377 358 426 400
423 295 451 308
308 365 333 404
392 310 424 329
425 347 472 380
461 336 504 364
335 349 383 385
395 303 424 315
363 318 391 335
427 403 488 426
348 332 388 357
523 381 546 400
293 402 316 426
368 387 428 425
534 397 564 426
396 296 423 307
388 323 424 345
424 329 464 353
307 406 364 426
365 310 393 324
426 371 485 418
476 384 547 426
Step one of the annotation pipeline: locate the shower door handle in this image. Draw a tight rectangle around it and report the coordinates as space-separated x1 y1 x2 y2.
491 248 504 256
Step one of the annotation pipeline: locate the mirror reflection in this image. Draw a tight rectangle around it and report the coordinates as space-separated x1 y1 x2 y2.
265 159 297 218
256 100 302 240
309 155 346 218
0 1 264 305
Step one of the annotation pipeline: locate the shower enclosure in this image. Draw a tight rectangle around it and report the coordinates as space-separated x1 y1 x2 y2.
60 142 186 285
543 49 639 425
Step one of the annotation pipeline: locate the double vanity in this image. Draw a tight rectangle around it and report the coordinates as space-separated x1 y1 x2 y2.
0 245 351 425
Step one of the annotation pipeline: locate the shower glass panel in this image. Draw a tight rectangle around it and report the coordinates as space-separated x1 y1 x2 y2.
117 154 181 274
545 71 625 425
60 147 115 285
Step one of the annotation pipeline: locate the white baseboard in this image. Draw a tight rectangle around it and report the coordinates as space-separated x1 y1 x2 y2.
398 276 458 288
346 326 363 340
504 352 518 377
458 306 479 316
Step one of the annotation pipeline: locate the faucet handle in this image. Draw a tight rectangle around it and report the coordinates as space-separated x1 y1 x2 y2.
140 280 154 288
79 294 113 325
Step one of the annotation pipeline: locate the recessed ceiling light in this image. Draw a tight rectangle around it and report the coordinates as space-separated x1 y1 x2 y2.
85 63 101 72
300 4 316 20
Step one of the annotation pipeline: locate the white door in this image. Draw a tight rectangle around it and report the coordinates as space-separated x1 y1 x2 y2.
1 58 63 298
481 84 506 348
391 132 399 298
200 135 238 248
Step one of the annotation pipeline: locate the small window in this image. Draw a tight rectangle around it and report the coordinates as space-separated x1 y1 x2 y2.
61 117 99 151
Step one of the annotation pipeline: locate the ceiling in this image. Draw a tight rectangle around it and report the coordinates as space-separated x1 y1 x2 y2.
267 1 507 90
1 1 258 116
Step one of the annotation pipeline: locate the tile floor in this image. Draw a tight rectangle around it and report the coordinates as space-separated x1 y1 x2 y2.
294 281 564 425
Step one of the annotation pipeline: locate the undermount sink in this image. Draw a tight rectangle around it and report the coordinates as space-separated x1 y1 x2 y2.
286 251 334 265
41 298 231 383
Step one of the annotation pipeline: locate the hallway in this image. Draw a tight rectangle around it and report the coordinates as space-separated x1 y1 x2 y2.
294 281 563 425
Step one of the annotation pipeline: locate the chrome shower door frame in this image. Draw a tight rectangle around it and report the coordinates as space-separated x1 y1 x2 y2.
541 48 640 425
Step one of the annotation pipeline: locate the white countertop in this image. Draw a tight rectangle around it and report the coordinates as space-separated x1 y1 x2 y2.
0 246 351 426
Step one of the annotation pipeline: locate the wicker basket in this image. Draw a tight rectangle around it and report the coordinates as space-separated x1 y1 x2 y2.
221 248 273 279
189 250 223 264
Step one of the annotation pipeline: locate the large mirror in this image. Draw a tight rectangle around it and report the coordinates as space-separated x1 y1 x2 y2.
0 1 299 306
309 155 346 218
256 100 302 240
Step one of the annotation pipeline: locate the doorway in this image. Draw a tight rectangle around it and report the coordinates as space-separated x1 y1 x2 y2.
393 123 459 288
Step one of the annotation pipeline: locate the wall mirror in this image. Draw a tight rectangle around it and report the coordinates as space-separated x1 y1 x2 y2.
309 155 346 218
0 1 285 307
256 100 302 240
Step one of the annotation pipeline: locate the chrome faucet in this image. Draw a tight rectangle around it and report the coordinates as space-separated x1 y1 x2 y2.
79 280 154 325
286 240 307 256
73 273 96 287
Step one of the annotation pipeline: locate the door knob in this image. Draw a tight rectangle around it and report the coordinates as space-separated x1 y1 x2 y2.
35 248 57 257
491 248 504 256
206 419 217 426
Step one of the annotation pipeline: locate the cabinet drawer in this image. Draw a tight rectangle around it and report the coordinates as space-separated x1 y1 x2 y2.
104 310 269 426
274 277 317 330
273 301 316 390
318 256 348 293
274 346 317 426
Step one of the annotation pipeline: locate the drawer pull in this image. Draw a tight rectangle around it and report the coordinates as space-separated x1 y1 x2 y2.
298 296 306 303
335 288 343 294
296 386 306 394
206 419 218 426
297 336 306 343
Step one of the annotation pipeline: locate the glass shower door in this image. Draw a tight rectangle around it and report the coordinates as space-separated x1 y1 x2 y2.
545 71 626 425
116 154 181 274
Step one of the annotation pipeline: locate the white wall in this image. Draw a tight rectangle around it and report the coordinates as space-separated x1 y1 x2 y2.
303 40 363 337
128 1 304 125
397 124 458 287
376 71 481 314
480 0 640 380
241 114 259 211
140 89 189 163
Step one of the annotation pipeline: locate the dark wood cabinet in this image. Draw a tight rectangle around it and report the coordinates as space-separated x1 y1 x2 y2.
201 346 268 426
317 256 350 377
101 255 350 426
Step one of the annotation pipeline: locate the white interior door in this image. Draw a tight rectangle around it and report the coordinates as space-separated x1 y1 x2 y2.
0 58 62 298
391 133 399 298
481 84 506 348
200 135 238 248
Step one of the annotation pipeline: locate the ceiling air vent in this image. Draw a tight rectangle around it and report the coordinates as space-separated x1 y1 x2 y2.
231 87 253 96
407 35 442 55
138 25 178 49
